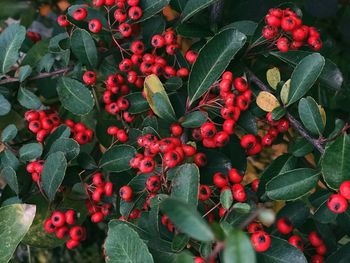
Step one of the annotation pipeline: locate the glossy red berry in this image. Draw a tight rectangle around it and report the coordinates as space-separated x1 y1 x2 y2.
276 37 289 52
83 71 97 85
340 181 350 200
120 185 133 202
200 122 217 138
128 6 142 20
57 15 70 27
51 211 66 227
104 182 113 196
240 134 257 149
44 218 56 233
265 14 281 28
316 244 327 255
247 222 263 233
119 23 132 38
198 185 211 201
262 25 278 39
91 212 104 223
276 217 293 235
130 40 145 55
213 172 229 188
65 210 76 225
69 226 85 241
292 25 309 41
146 176 161 193
234 77 249 93
72 8 87 21
114 9 127 23
66 239 80 250
185 50 198 64
309 231 323 247
151 34 165 48
281 16 298 31
251 231 271 252
170 123 183 137
327 194 348 214
55 226 69 239
88 19 102 33
288 235 304 250
228 168 243 183
194 152 207 167
277 119 289 133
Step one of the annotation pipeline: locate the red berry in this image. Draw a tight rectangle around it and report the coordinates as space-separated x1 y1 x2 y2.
130 40 144 55
127 0 139 6
310 255 324 263
223 119 235 135
139 157 155 173
276 217 293 235
194 152 207 167
232 183 246 202
262 25 278 39
119 23 132 38
104 182 113 196
146 176 161 193
83 71 97 85
114 9 127 23
309 231 323 247
277 119 289 133
198 185 211 201
55 226 69 239
240 134 257 149
69 226 85 241
128 6 142 20
170 123 183 137
308 37 323 51
92 0 105 7
66 239 80 250
91 212 104 223
276 37 289 52
292 25 309 41
251 179 259 192
247 222 263 233
228 168 243 183
281 16 298 31
88 19 102 33
57 15 70 27
185 50 198 64
265 14 281 28
200 122 217 138
327 194 348 214
182 144 196 157
65 210 76 225
151 34 165 48
340 181 350 200
251 231 271 252
120 185 133 202
316 244 327 255
234 77 249 93
72 8 87 21
213 172 229 188
51 211 66 227
44 218 56 233
288 235 303 251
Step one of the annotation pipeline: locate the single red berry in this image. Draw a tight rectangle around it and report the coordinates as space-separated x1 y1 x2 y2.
120 185 133 202
247 222 263 233
177 68 189 78
198 185 211 201
114 9 127 23
308 37 323 51
276 37 289 52
65 210 76 225
240 134 257 149
88 19 102 33
185 50 198 64
57 15 70 27
194 257 205 263
127 0 139 6
182 144 196 157
277 119 289 133
44 218 56 233
72 8 87 21
292 25 309 41
104 182 113 197
130 40 145 55
232 183 247 202
251 179 259 192
213 172 229 188
92 172 104 186
55 226 69 239
92 0 105 7
234 77 249 93
327 194 348 214
309 231 323 247
83 71 97 85
340 181 350 200
66 239 80 250
276 217 293 235
251 231 271 252
170 123 183 137
151 34 165 48
119 23 132 38
200 122 217 138
51 211 66 227
223 119 235 135
281 16 298 31
316 244 327 255
246 143 262 156
146 176 161 193
265 14 281 28
228 168 243 184
69 226 85 241
288 235 304 251
128 6 142 20
194 152 207 167
91 212 104 223
310 255 324 263
262 25 278 39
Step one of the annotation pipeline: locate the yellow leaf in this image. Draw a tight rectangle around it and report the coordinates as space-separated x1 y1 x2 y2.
266 67 281 90
280 79 290 105
256 91 280 112
318 105 327 126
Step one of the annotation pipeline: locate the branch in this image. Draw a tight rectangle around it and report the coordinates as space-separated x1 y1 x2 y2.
246 69 325 154
0 67 73 85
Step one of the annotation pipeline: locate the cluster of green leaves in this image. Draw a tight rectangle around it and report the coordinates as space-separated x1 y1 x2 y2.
0 0 350 263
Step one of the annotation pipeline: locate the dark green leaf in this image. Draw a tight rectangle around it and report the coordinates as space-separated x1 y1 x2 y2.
70 28 98 67
289 138 313 157
171 163 199 207
188 29 246 105
47 138 80 161
181 0 219 22
266 168 320 201
257 236 307 263
22 40 49 68
0 149 19 170
0 24 26 74
57 77 94 115
138 0 170 22
17 87 42 110
172 234 189 252
0 204 36 263
270 51 343 91
277 201 309 228
325 242 350 263
237 110 258 134
322 134 350 189
100 145 136 172
0 94 11 116
1 167 18 194
314 200 337 224
19 143 43 162
142 15 166 48
220 189 233 210
181 111 207 128
76 153 97 170
153 93 176 121
271 107 286 121
222 20 258 36
165 77 183 91
105 222 154 263
125 92 149 114
176 23 213 38
298 97 324 136
223 229 256 263
175 252 193 263
41 152 67 201
18 65 32 82
160 198 214 242
44 125 71 152
287 53 325 106
1 124 17 142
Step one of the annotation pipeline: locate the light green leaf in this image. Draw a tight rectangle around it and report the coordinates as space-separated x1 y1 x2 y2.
0 24 26 74
0 94 11 116
220 189 233 210
105 222 154 263
0 204 36 263
18 65 32 82
223 229 256 263
1 166 18 194
1 124 17 142
17 87 42 110
19 143 43 161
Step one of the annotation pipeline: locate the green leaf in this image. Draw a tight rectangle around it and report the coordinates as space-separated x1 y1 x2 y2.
222 20 258 36
1 149 20 170
41 152 67 201
153 93 176 121
175 252 193 263
1 166 18 194
142 15 166 48
160 198 214 242
22 39 49 68
0 204 36 263
171 163 199 207
220 189 233 210
287 53 325 106
223 229 256 263
257 236 307 263
47 138 80 161
322 134 350 189
325 242 350 263
266 168 320 201
17 87 42 110
181 0 219 22
188 29 246 105
57 77 94 116
271 107 286 121
125 92 149 114
298 97 324 136
270 51 343 91
70 28 98 67
0 24 26 74
19 143 43 161
44 124 71 152
172 234 190 252
100 145 137 172
0 94 11 116
138 0 170 22
18 65 32 82
105 222 154 263
165 77 183 91
289 138 313 157
1 124 17 142
176 23 213 38
181 111 207 128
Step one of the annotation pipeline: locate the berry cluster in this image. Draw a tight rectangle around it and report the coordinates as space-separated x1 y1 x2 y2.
85 172 113 223
64 119 94 145
107 125 129 142
191 71 252 149
262 112 290 147
327 180 350 214
309 231 327 263
262 8 323 52
25 110 62 142
44 210 86 249
26 160 44 183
